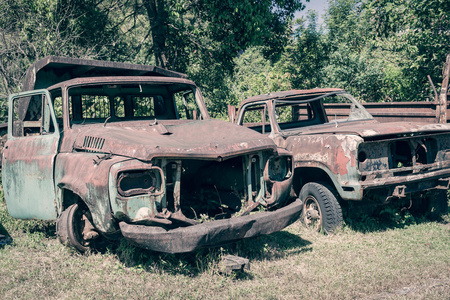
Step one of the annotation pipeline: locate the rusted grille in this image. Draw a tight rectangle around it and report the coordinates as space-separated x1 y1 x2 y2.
358 134 450 178
162 157 249 220
82 136 105 151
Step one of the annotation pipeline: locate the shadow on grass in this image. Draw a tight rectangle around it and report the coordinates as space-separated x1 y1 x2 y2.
0 198 56 239
2 196 311 278
341 199 449 233
0 222 12 246
16 220 57 238
108 230 312 278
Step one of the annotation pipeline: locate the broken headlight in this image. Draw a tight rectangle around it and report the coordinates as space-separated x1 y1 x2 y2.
117 169 162 197
266 155 292 181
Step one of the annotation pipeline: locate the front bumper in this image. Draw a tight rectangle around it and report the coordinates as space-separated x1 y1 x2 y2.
360 169 450 198
119 199 302 253
360 165 450 190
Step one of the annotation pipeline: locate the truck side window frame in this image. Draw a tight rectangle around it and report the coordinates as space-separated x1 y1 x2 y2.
239 102 273 134
8 89 60 138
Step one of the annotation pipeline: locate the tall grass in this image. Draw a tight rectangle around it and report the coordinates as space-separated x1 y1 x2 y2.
0 193 449 299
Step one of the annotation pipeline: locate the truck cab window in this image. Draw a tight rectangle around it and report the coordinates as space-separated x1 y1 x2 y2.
11 94 56 137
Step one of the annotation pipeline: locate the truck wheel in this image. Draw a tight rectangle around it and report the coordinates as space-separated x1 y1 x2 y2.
299 182 343 234
57 203 98 252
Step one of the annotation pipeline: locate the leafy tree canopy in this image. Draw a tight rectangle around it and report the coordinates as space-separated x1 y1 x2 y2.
269 0 450 103
0 0 449 122
0 0 305 119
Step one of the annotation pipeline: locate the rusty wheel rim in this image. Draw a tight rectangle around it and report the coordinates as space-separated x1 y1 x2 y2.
303 195 322 231
72 207 90 248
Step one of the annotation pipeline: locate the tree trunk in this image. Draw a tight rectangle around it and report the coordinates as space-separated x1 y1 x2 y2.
142 0 168 69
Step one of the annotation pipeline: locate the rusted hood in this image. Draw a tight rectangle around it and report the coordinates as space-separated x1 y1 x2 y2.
73 119 276 160
293 120 450 139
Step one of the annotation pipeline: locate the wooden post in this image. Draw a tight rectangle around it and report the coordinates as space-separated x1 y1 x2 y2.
438 54 450 123
228 105 236 123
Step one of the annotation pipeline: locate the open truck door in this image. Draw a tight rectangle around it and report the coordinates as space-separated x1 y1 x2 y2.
2 90 60 220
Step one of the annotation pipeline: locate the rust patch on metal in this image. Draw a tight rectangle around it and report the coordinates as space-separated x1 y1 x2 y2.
334 145 350 176
235 88 450 204
3 56 297 253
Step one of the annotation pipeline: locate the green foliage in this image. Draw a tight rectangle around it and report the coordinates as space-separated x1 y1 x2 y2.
321 46 386 101
277 11 329 89
176 0 304 117
340 193 449 234
187 53 235 119
0 0 117 123
229 4 417 104
193 0 304 67
226 47 292 107
0 0 305 120
315 0 401 101
105 0 303 73
0 0 448 119
325 0 449 102
267 0 450 104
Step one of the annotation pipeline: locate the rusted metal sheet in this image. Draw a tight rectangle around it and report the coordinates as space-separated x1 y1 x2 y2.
3 90 60 220
119 199 302 254
19 56 187 124
231 100 448 125
23 56 187 92
237 89 450 200
219 255 250 275
3 57 298 253
47 75 196 90
55 152 125 234
289 118 450 139
71 120 276 161
3 135 60 219
279 134 363 201
232 87 446 125
235 88 450 212
230 93 445 125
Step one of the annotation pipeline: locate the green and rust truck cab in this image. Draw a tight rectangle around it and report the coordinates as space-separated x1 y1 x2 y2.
2 57 301 253
233 89 450 233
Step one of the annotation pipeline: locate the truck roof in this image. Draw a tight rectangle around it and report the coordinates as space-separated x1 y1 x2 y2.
46 76 197 91
22 56 187 91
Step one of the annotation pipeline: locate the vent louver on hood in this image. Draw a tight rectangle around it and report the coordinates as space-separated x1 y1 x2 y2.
82 136 105 152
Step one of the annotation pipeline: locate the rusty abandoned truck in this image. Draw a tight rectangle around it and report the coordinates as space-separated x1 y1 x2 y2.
2 56 301 253
233 89 450 233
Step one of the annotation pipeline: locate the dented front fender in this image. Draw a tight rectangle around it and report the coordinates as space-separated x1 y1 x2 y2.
280 134 364 200
55 152 127 234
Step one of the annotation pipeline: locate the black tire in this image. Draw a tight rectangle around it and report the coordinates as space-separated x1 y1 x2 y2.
57 203 94 252
299 182 343 234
